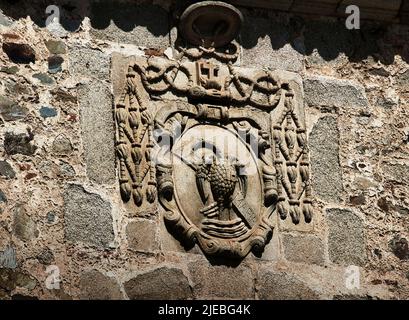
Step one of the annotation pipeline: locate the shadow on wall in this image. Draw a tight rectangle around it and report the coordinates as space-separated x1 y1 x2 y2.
239 10 409 65
0 0 171 34
1 0 409 64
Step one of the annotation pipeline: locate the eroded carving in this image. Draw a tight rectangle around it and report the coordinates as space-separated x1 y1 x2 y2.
115 2 312 258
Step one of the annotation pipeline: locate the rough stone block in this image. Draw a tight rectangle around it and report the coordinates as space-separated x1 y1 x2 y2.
309 116 343 203
51 134 73 155
78 80 115 185
0 96 28 121
4 131 37 156
282 233 325 265
63 184 114 248
187 260 254 299
0 246 17 269
124 266 192 300
0 161 16 179
327 208 366 266
68 47 109 80
304 75 368 109
79 270 123 300
381 163 409 184
126 219 158 252
90 2 170 48
257 269 320 299
13 205 39 242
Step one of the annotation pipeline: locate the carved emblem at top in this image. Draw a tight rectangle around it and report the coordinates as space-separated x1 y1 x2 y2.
114 1 313 259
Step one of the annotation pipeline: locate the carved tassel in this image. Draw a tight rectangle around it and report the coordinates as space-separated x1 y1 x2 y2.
262 165 277 206
277 200 288 220
131 143 142 164
300 162 310 182
133 185 143 206
146 181 157 203
120 182 132 202
289 202 300 224
302 200 313 223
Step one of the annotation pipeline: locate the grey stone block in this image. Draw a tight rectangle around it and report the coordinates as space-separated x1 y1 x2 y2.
309 116 343 203
78 80 115 185
257 269 320 299
282 233 325 265
126 219 158 252
13 205 39 242
304 75 368 109
382 163 409 184
52 134 73 155
0 96 28 121
0 161 15 179
188 260 254 299
327 208 366 266
63 184 114 248
0 246 17 269
80 270 123 300
69 47 109 80
124 266 192 300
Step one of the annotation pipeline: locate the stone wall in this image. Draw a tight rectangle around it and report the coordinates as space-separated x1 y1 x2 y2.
0 0 408 300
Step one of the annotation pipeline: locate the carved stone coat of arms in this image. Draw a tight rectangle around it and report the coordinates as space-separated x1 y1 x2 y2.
114 2 313 259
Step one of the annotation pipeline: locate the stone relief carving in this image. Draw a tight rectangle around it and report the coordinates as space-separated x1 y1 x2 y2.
114 2 313 258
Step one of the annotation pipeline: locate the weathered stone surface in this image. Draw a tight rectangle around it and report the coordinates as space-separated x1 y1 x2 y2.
0 190 7 203
0 161 16 179
382 163 409 184
79 270 123 300
63 184 114 248
124 266 192 300
90 3 170 48
32 73 54 85
309 116 342 203
52 134 73 155
13 205 39 242
45 40 66 54
282 233 325 265
396 70 409 88
257 270 320 300
304 76 368 109
4 131 37 156
46 211 56 224
0 9 12 26
48 55 64 74
126 219 158 252
188 260 254 299
58 161 75 177
327 208 366 266
68 47 109 80
349 194 366 206
389 235 409 260
39 106 57 119
2 42 35 64
0 269 37 295
0 246 17 269
240 16 303 72
78 81 115 184
0 269 17 292
0 96 28 121
36 248 54 265
1 66 18 74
